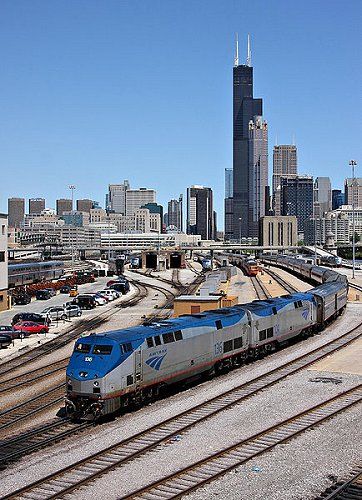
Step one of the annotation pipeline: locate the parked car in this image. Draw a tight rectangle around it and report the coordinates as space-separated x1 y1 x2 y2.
35 290 52 300
0 333 12 349
60 285 71 294
63 304 82 318
98 289 118 301
69 286 78 297
41 306 68 321
13 294 31 305
82 293 107 306
72 295 97 310
0 325 30 340
44 288 57 297
11 312 49 326
110 281 130 294
13 321 49 334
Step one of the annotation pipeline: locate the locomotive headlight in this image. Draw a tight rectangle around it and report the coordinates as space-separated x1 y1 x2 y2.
93 381 99 387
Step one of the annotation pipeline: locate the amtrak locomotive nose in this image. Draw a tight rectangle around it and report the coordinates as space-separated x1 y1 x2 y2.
66 334 135 420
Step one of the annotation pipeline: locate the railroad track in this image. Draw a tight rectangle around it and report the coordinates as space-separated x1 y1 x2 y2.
0 281 148 380
262 267 299 294
0 358 68 395
250 275 272 300
3 324 361 495
316 463 362 499
0 419 92 469
121 385 362 500
0 384 64 432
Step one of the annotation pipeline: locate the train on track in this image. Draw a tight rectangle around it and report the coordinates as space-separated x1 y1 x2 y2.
8 260 65 288
65 255 348 420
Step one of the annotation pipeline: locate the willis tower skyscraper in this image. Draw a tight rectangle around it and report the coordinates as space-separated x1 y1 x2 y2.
232 35 268 240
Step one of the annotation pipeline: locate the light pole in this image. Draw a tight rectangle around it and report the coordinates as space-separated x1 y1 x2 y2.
69 185 76 264
349 160 357 279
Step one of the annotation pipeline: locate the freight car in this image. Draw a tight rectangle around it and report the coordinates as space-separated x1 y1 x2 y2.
65 257 347 420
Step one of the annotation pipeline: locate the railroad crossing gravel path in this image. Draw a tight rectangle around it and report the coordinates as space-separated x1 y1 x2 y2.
1 302 361 499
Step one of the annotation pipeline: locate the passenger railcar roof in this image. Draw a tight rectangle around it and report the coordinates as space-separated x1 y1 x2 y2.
83 307 248 344
8 260 64 269
310 282 346 297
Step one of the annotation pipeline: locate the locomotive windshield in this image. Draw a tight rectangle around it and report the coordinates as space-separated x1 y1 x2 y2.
75 343 91 353
93 345 113 355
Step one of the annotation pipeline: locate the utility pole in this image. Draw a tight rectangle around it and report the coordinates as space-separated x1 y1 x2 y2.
349 160 357 279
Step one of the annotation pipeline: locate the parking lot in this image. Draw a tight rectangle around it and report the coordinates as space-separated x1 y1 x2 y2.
0 276 129 360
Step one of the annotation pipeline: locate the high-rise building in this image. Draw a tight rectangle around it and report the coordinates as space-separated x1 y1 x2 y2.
224 168 233 198
0 213 8 311
332 189 345 210
314 177 332 217
344 178 362 207
224 169 233 240
232 35 267 239
108 181 130 214
76 199 93 213
56 199 72 216
280 176 314 234
272 145 297 215
125 188 156 216
141 203 164 232
167 196 183 231
29 198 45 215
8 198 25 228
187 185 215 240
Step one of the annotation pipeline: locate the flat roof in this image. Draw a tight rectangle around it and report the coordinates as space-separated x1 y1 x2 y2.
0 213 8 218
174 295 222 302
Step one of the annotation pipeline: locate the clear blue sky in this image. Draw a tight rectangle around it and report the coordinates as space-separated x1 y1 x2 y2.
0 0 361 228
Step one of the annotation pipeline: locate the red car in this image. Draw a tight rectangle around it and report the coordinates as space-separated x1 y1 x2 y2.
13 321 49 334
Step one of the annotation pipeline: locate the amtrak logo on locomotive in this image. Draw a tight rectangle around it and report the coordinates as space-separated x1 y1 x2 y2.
146 353 167 371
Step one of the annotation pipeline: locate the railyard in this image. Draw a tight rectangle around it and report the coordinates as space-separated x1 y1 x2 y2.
0 259 361 500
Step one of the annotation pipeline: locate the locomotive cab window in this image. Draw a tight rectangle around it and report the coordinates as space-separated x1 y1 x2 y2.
93 345 113 355
146 337 154 348
75 343 91 353
154 335 162 346
121 343 132 354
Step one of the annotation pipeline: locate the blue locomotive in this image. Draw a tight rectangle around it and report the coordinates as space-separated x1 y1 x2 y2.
65 257 348 420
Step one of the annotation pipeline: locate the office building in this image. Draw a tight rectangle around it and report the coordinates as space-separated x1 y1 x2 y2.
167 196 183 231
0 213 8 311
56 199 72 216
108 181 130 214
29 198 45 215
141 203 164 231
259 215 298 247
224 169 233 240
101 232 201 250
232 36 267 239
187 185 215 240
344 178 362 207
332 189 345 210
272 145 297 215
76 199 93 213
314 177 332 217
61 211 90 227
125 188 156 216
304 212 350 245
8 198 25 228
280 176 314 234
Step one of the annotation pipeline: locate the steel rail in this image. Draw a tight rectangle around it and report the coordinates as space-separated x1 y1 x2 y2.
120 385 362 500
0 419 92 468
4 325 361 500
262 267 299 294
0 384 65 431
250 275 272 300
316 464 362 499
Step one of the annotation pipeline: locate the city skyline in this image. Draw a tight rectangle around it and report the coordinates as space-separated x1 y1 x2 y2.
0 1 361 229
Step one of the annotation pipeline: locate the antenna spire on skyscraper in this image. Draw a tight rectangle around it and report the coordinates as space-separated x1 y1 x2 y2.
234 33 239 67
246 34 252 66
